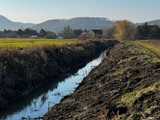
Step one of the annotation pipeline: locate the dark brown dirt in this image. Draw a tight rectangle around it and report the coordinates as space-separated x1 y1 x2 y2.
44 42 160 120
0 40 117 112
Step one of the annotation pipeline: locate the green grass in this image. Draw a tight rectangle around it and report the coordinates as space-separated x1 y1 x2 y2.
133 40 160 58
123 40 160 64
120 82 160 107
120 40 160 107
0 38 80 49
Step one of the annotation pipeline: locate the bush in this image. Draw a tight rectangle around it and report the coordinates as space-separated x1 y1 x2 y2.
114 20 136 41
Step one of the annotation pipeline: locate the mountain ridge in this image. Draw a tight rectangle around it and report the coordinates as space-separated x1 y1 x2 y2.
0 15 160 32
0 15 34 30
32 17 113 32
0 15 113 32
147 19 160 26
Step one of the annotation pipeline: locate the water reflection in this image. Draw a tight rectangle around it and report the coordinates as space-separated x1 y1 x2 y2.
1 53 104 120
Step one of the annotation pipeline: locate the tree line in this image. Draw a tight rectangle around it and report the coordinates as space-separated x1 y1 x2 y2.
0 26 84 39
1 21 160 40
0 29 56 38
105 20 160 41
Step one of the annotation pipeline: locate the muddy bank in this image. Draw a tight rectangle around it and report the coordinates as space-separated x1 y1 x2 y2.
0 40 117 111
44 42 160 120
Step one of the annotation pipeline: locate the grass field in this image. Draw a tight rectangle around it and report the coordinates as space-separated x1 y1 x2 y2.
134 40 160 58
0 38 79 49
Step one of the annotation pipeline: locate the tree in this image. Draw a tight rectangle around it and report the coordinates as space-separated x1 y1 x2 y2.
136 23 150 39
103 27 115 39
136 23 160 39
17 29 24 37
39 29 47 37
62 26 74 39
73 29 83 38
24 28 37 36
149 25 160 39
46 32 57 39
114 20 136 41
88 31 95 39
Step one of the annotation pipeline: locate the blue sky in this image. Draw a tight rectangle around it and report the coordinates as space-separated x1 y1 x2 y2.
0 0 159 23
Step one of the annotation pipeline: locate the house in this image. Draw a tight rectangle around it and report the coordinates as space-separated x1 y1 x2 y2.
30 35 38 38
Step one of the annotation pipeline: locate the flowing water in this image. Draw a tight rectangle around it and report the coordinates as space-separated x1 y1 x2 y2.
1 53 105 120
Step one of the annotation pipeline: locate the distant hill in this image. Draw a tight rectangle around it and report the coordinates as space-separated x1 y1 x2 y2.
138 20 160 26
1 15 160 32
0 15 34 30
32 17 113 32
0 16 113 32
147 20 160 26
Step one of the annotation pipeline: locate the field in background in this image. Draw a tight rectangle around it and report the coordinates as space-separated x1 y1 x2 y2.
0 38 79 49
134 40 160 58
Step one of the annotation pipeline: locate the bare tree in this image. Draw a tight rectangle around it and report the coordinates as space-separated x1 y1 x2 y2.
114 20 136 41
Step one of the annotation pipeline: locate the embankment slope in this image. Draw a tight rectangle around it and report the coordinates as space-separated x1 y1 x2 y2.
0 40 117 111
44 42 160 120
